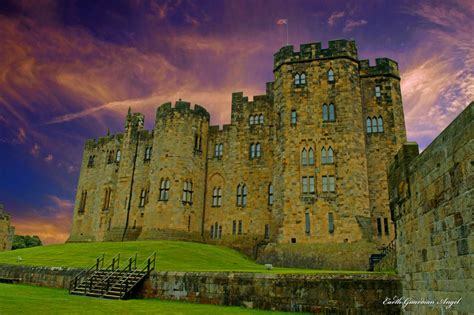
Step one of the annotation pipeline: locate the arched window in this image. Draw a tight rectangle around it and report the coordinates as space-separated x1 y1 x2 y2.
294 73 300 85
367 118 372 133
250 143 255 159
322 104 328 122
378 116 384 133
242 185 248 206
328 69 335 82
215 144 219 158
256 143 261 158
328 103 335 121
159 178 170 201
321 147 327 164
115 150 121 162
259 114 264 124
237 183 247 207
327 147 334 164
249 116 254 125
301 148 308 166
182 180 193 204
268 183 273 206
308 148 314 165
372 117 378 133
300 73 306 85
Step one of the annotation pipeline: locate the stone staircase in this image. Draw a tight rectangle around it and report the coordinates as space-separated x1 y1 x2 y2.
69 252 156 300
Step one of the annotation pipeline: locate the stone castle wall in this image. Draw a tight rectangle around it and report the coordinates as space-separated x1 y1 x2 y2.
0 204 14 251
388 103 473 314
68 39 408 270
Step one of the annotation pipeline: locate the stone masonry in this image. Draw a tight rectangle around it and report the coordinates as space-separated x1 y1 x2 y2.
388 103 473 314
68 39 407 269
0 204 14 251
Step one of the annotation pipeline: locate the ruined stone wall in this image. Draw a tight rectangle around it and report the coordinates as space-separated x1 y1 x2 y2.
389 103 473 314
0 205 14 251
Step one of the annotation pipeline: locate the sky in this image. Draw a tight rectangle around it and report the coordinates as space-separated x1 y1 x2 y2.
0 0 472 244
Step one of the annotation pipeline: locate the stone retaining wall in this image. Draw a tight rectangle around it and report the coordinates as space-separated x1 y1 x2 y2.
0 264 401 313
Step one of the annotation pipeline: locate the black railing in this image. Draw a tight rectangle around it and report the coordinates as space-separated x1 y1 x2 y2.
119 252 156 299
69 254 104 293
101 254 138 295
82 253 120 295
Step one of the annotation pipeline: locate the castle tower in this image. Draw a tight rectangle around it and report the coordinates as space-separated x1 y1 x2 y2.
271 40 371 244
138 100 210 240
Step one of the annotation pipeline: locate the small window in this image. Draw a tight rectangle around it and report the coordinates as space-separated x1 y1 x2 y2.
294 73 300 85
384 217 389 235
378 116 384 133
218 225 222 239
250 143 255 159
300 73 306 85
87 155 95 168
187 216 191 232
322 104 328 121
249 116 254 125
308 148 314 165
328 213 334 233
264 224 270 239
182 180 193 204
302 176 308 194
139 189 146 207
107 150 114 164
259 114 264 124
291 110 297 126
103 188 111 210
268 183 273 206
328 69 335 82
377 218 382 236
115 150 121 162
322 176 328 192
309 176 315 194
212 187 222 207
375 86 381 98
79 190 87 213
366 118 372 134
372 117 378 133
305 212 310 235
159 178 170 201
144 147 152 161
328 103 335 121
214 143 223 159
232 220 237 235
327 147 334 164
301 148 308 166
238 220 243 235
256 143 261 158
210 225 214 239
214 222 218 239
329 176 335 192
237 184 247 207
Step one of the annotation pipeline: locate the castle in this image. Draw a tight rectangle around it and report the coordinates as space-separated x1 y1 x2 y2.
69 39 407 267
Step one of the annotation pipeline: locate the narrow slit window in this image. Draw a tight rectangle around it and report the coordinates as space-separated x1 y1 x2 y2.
308 148 314 165
301 148 308 166
291 110 297 126
115 150 121 162
321 147 327 164
329 176 335 192
328 69 335 82
322 104 328 121
294 73 300 85
305 212 310 235
309 176 315 194
322 176 328 192
327 147 334 164
328 103 335 121
328 213 334 233
259 114 264 124
302 176 308 194
378 117 384 133
300 73 306 85
372 117 378 133
268 183 273 206
384 217 389 235
375 86 381 98
367 118 372 133
377 218 382 236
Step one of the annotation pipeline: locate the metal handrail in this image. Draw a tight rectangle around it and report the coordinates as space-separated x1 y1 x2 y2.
99 253 138 295
119 252 156 298
69 253 104 293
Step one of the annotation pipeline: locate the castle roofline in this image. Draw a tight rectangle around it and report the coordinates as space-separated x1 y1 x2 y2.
156 100 210 121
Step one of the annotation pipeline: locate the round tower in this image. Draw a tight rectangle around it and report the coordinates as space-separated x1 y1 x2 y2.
139 100 210 241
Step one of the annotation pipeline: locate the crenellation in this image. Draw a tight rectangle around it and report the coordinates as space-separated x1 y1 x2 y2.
359 58 400 78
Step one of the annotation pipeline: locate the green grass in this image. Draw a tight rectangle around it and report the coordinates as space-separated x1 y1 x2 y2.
0 283 301 315
0 240 387 274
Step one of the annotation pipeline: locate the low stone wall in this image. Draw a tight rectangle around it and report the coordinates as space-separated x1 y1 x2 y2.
256 241 378 270
0 264 401 313
139 271 401 314
0 264 82 289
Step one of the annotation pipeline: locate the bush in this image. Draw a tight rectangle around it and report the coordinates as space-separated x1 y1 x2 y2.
12 235 42 250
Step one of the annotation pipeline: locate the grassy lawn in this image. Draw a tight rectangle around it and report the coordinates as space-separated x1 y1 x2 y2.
0 283 301 315
0 240 388 274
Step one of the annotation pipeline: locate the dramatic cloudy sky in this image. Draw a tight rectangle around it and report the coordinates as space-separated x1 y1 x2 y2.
0 0 472 244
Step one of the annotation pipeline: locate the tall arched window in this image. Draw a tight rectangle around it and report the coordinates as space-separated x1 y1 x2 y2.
322 104 328 121
291 110 297 126
182 180 193 204
237 184 243 206
256 143 261 158
308 148 314 165
378 116 384 132
328 103 335 121
215 144 219 158
268 183 273 206
372 117 378 133
215 143 223 159
294 73 300 85
327 147 334 164
367 118 372 133
301 148 308 165
321 147 327 164
242 185 248 206
249 115 254 125
300 73 306 85
328 69 335 82
115 150 121 162
237 183 247 207
159 178 170 201
259 114 264 124
250 143 255 159
219 144 223 156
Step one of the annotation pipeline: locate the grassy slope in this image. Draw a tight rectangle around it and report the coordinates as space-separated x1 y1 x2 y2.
0 283 300 315
0 240 384 274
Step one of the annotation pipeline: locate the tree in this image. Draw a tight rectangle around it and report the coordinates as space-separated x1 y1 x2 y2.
11 235 43 250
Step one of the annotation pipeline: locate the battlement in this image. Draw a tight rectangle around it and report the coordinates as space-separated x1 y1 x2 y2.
359 58 400 78
84 133 125 150
155 100 210 121
274 40 358 70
